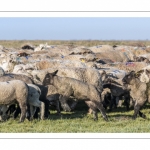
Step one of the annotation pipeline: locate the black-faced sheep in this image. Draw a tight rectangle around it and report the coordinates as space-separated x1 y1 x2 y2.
42 70 108 121
122 71 150 119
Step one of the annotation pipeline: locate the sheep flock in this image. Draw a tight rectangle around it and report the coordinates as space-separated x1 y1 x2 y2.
0 43 150 122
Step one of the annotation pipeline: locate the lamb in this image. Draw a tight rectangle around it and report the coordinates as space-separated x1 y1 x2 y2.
42 70 108 121
27 84 45 120
122 71 150 119
101 70 130 111
0 80 28 122
103 79 130 111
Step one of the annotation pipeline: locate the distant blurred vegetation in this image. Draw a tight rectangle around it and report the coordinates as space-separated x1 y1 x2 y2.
0 40 149 48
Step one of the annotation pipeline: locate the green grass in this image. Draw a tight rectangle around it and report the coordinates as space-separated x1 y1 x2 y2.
1 104 150 133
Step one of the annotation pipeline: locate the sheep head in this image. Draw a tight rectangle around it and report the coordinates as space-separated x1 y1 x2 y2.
122 71 136 85
42 70 58 86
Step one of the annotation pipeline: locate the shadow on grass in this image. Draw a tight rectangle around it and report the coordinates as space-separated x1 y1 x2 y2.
108 113 150 121
48 110 88 120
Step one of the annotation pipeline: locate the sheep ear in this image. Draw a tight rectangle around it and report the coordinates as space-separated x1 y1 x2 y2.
137 70 144 74
51 70 58 76
145 69 150 74
130 71 135 76
135 70 143 77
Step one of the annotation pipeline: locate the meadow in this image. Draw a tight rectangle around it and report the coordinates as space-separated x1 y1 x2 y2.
0 102 150 133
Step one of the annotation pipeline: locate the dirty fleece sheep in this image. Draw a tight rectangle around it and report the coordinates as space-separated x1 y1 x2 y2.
28 84 45 120
0 80 28 122
103 78 130 111
9 84 45 120
33 67 104 112
42 70 108 121
122 71 150 119
101 70 130 111
0 73 49 119
34 67 103 93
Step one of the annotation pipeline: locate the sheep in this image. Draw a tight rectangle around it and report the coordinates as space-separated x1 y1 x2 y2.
6 84 45 120
106 69 127 79
0 73 34 84
34 60 88 70
27 84 45 120
89 45 114 53
99 62 148 72
0 80 28 122
32 67 103 93
69 47 94 55
95 49 135 63
32 67 104 113
21 44 34 50
122 71 150 119
0 56 16 72
0 73 50 119
41 70 108 121
102 79 130 111
100 70 130 111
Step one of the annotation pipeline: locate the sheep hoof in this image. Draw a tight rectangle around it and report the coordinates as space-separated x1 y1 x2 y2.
132 116 137 120
142 114 146 119
18 121 23 123
104 117 108 122
30 118 34 121
94 118 98 121
108 109 112 112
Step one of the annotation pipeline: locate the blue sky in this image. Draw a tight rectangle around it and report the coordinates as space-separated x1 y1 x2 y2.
0 17 150 40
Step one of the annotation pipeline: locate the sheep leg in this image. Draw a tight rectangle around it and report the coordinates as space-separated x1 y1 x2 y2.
14 105 21 119
30 105 36 120
0 105 9 121
70 99 78 110
133 100 146 120
26 104 31 121
132 104 140 120
49 100 61 114
139 111 146 119
19 102 27 123
33 108 39 119
39 102 45 120
29 101 45 120
124 95 130 111
85 101 98 120
109 95 116 111
96 102 108 121
44 99 50 118
59 95 71 112
6 104 16 115
116 96 120 106
54 100 61 114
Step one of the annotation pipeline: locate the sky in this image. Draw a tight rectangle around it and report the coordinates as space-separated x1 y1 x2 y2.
0 17 150 40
